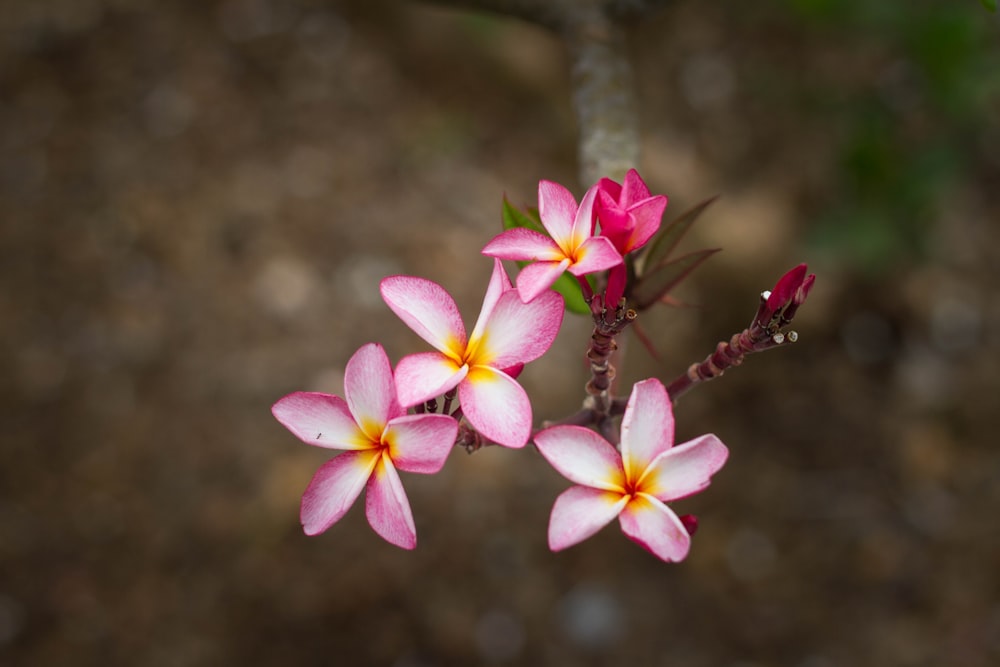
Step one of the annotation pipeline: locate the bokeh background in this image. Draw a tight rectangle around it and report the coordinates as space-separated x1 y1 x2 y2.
3 0 999 665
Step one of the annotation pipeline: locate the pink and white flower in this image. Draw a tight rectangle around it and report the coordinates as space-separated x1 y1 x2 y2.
482 181 623 303
380 260 563 449
272 343 458 549
533 378 728 562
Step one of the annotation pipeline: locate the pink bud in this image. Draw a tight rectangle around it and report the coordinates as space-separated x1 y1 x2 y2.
766 264 808 312
679 514 699 536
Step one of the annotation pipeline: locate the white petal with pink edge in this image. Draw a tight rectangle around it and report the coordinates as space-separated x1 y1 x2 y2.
538 180 578 242
548 485 628 551
481 228 564 262
380 275 467 354
457 365 532 448
618 493 692 562
641 433 728 502
515 259 571 304
393 352 467 407
533 425 626 492
364 451 417 549
300 449 380 535
620 378 675 481
385 413 458 474
344 343 401 440
567 184 599 249
469 259 513 345
272 392 371 450
474 289 563 369
566 236 623 276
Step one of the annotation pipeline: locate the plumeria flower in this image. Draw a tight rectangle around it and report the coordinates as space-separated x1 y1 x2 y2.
482 180 623 303
594 168 668 256
380 259 563 449
533 378 728 562
594 169 668 306
271 343 458 549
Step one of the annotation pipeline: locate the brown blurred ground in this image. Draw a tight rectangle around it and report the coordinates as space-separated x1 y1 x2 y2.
2 1 999 665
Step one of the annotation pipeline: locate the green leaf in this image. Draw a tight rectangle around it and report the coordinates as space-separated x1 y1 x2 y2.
641 196 718 272
981 0 996 13
550 271 591 314
630 248 720 310
501 196 545 234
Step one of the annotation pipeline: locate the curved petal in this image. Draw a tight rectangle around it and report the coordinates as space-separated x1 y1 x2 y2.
365 452 416 549
596 176 622 202
344 343 401 440
515 259 570 303
385 413 458 474
469 259 513 345
481 228 564 262
533 425 626 492
548 485 628 552
538 180 579 243
641 433 728 502
272 392 371 450
474 289 563 369
393 352 467 407
618 493 691 562
620 168 652 203
380 275 466 355
624 195 667 252
300 449 379 535
568 184 600 250
566 236 622 276
457 365 531 448
620 378 674 482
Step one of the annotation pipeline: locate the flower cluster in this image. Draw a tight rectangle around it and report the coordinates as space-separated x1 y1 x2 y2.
273 169 812 561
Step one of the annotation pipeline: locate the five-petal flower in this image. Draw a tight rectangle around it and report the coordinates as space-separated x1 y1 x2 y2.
380 259 563 449
482 181 623 303
533 378 728 562
271 343 458 549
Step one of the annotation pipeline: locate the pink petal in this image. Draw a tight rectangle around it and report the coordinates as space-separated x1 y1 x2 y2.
364 452 416 549
344 343 401 440
457 365 532 448
515 259 570 303
624 195 667 252
385 413 458 474
300 449 379 535
469 259 513 345
767 264 808 311
538 180 579 242
548 486 628 552
568 184 600 250
272 392 371 450
566 236 622 276
620 168 652 204
596 176 622 201
641 433 728 502
393 352 467 407
380 275 467 355
618 493 691 562
474 289 564 369
481 228 564 262
620 378 675 482
533 425 626 492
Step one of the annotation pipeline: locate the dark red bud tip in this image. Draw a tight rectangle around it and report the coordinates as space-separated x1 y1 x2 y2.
679 514 699 536
794 273 816 306
766 263 808 311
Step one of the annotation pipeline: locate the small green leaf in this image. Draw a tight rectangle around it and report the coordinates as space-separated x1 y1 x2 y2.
501 196 545 234
981 0 997 13
631 248 720 310
641 196 719 272
550 271 590 314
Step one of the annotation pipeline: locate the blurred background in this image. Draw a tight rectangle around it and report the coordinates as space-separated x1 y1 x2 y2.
2 0 999 665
